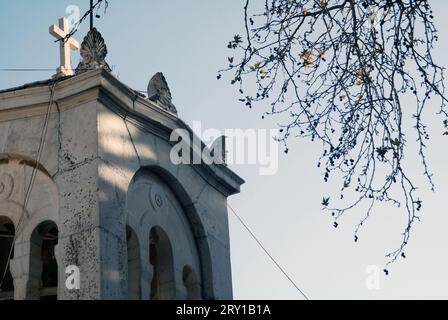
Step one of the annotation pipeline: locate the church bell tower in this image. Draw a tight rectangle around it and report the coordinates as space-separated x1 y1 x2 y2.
0 18 244 300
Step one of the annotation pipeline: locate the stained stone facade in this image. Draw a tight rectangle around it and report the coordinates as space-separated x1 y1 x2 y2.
0 68 244 300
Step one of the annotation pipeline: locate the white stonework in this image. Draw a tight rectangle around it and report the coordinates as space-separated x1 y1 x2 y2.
49 17 80 77
0 69 244 300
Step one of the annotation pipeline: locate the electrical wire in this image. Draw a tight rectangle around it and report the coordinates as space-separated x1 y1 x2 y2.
0 78 309 300
227 203 310 300
0 80 58 290
0 0 108 293
59 0 109 43
0 69 55 72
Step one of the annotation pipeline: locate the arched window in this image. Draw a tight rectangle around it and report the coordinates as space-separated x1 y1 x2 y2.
149 226 175 300
126 226 140 300
29 221 58 300
0 217 15 300
182 265 201 300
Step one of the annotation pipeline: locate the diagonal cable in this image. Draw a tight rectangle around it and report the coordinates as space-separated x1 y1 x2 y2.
228 203 310 300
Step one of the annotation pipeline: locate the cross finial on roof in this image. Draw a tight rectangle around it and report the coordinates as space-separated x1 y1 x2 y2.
49 17 80 77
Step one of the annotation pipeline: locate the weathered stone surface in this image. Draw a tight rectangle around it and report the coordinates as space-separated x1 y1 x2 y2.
147 72 177 114
0 69 244 300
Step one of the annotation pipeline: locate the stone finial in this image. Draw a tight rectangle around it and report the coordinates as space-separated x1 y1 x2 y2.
147 72 177 113
75 28 111 74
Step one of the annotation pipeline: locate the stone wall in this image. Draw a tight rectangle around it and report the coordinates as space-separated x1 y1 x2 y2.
0 69 243 300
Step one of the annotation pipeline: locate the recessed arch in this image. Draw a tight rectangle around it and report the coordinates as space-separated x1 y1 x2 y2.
0 153 52 179
0 216 15 300
149 226 175 300
0 153 59 300
126 165 213 298
0 153 59 239
126 225 141 300
28 220 59 300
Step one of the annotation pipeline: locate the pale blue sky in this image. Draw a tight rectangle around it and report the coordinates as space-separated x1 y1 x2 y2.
1 0 448 299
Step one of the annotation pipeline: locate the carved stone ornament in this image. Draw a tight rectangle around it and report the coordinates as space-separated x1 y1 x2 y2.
149 184 164 210
0 173 14 201
75 28 111 74
147 72 177 114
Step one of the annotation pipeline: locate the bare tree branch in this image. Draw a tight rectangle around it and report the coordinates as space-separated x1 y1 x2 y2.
220 0 447 272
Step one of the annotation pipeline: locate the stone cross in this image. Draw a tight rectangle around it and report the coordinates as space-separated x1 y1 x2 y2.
49 17 80 76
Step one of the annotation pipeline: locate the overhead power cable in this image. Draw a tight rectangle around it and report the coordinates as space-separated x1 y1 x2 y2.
0 80 58 290
227 203 310 300
0 68 55 72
